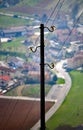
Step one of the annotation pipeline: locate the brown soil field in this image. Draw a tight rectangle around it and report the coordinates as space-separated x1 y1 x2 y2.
5 5 49 16
4 0 54 16
0 97 54 130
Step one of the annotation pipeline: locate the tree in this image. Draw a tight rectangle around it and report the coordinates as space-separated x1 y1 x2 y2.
41 14 48 23
52 75 58 82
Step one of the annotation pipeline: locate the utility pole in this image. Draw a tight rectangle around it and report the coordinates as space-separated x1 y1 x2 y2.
40 24 55 130
30 24 55 130
40 24 45 130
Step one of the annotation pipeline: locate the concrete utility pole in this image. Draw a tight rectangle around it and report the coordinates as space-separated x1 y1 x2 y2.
30 24 55 130
40 24 45 130
40 24 55 130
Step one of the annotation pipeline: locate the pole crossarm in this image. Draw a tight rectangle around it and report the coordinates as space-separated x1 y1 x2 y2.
45 63 55 69
29 46 40 53
44 25 56 32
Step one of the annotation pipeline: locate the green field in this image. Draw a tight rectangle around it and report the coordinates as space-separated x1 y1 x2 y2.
0 15 32 28
46 71 83 130
5 84 51 97
1 37 25 51
18 0 41 6
0 37 27 60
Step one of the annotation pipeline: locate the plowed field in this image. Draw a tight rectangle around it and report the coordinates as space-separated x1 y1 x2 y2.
0 97 54 130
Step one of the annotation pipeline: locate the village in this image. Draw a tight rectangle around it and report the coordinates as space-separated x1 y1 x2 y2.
0 7 83 95
0 22 56 94
0 1 83 130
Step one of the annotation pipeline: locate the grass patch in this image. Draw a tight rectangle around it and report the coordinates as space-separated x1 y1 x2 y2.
0 37 27 59
46 70 83 130
1 37 25 51
5 88 18 96
56 78 65 84
0 15 31 28
18 0 41 6
5 84 51 98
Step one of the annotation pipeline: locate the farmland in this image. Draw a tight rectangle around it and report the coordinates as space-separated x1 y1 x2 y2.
0 97 54 130
0 15 32 28
46 71 83 130
0 0 83 130
5 84 52 97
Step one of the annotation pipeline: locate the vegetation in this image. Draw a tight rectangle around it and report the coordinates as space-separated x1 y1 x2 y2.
0 15 32 28
1 37 25 51
18 0 41 6
5 84 51 97
56 78 65 84
5 88 18 96
0 37 29 60
46 70 83 130
0 0 41 7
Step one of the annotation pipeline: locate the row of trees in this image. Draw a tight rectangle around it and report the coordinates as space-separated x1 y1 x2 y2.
0 0 21 7
22 74 58 85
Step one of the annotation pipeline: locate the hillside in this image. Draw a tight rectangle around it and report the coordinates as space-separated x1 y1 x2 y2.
0 0 83 23
0 0 42 7
0 0 83 10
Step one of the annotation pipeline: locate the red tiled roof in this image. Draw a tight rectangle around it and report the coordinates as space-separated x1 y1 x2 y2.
0 76 10 81
0 66 15 72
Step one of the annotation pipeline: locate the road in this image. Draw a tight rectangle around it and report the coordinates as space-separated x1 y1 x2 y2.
31 60 72 130
0 12 34 20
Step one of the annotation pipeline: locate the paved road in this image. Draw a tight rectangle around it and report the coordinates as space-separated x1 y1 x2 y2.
0 12 34 20
31 60 72 130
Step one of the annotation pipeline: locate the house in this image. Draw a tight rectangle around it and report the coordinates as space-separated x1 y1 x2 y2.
67 51 83 69
8 57 24 69
0 26 34 37
0 38 12 43
0 61 15 73
0 62 14 89
28 71 50 82
54 28 70 42
0 26 25 37
77 27 83 34
23 62 40 72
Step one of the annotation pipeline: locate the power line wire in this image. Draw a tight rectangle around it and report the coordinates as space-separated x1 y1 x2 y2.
45 0 61 25
45 0 65 41
52 0 65 25
33 0 62 46
56 11 83 59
